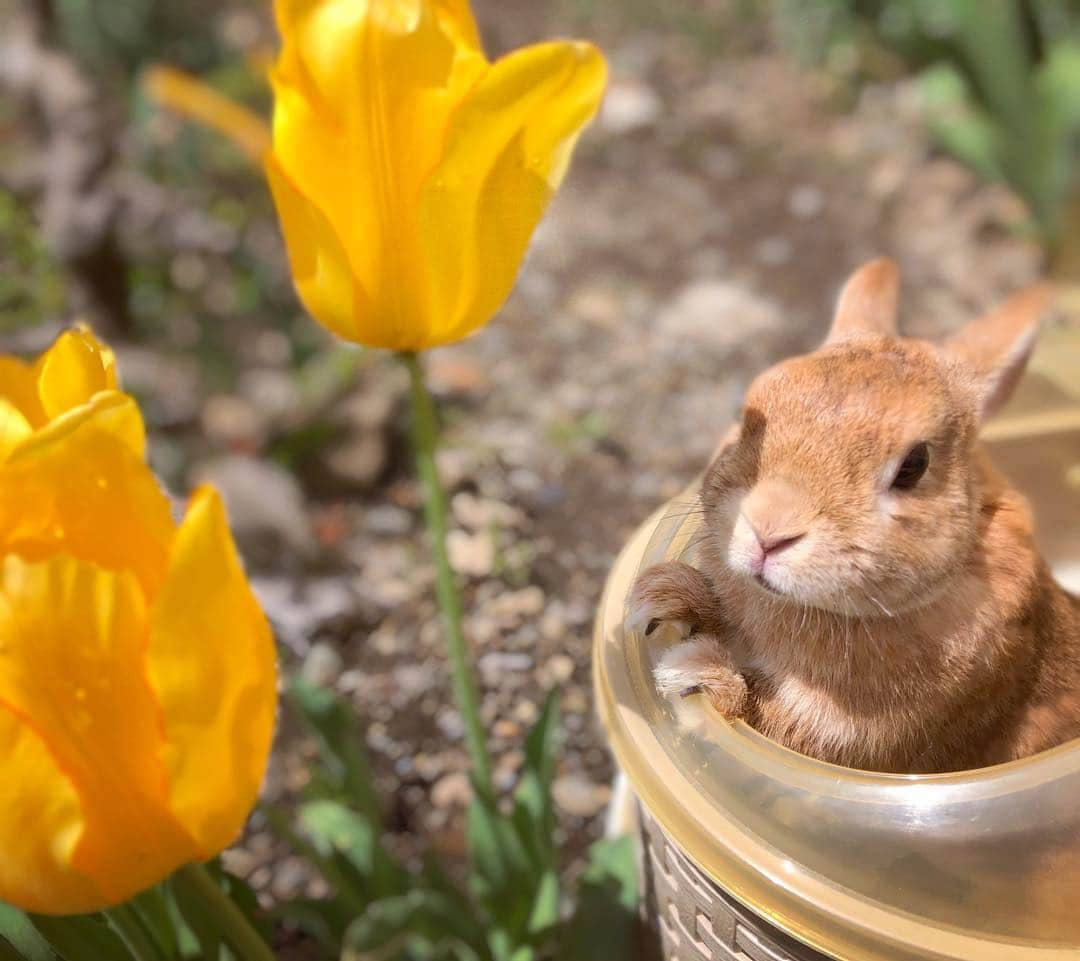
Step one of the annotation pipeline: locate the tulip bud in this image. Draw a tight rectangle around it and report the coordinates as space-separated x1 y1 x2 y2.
267 0 607 350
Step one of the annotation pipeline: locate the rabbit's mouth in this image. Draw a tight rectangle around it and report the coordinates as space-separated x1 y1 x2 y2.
753 572 783 596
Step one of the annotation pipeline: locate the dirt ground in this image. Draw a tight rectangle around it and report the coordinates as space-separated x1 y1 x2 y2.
0 0 1049 904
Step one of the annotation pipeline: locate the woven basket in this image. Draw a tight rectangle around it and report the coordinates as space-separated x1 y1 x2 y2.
638 802 828 961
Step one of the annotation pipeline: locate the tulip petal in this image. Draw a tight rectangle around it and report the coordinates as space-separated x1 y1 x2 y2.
419 41 606 346
0 399 32 462
273 0 481 119
0 398 171 594
0 703 97 913
432 0 482 50
35 326 119 422
266 156 369 343
30 387 147 460
0 555 200 913
148 487 277 856
0 356 45 428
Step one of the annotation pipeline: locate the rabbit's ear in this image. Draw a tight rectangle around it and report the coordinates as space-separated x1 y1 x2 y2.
943 284 1052 421
826 258 900 343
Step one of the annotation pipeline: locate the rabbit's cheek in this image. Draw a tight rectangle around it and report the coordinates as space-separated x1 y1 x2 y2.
778 531 865 608
775 539 838 601
725 512 762 577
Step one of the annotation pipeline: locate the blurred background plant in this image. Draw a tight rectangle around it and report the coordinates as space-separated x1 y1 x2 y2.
0 191 65 332
772 0 1080 275
274 679 635 961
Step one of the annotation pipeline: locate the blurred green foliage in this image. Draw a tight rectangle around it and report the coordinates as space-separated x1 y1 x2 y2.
774 0 1080 262
276 678 639 961
51 0 239 77
0 192 64 333
559 0 764 55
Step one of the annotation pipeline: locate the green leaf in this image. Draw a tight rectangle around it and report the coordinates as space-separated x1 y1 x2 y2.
161 890 198 959
103 904 165 961
466 795 541 951
298 800 376 869
465 693 565 952
220 873 273 944
265 898 350 956
342 891 486 961
289 677 382 825
28 915 132 961
129 887 179 959
1038 40 1080 132
415 853 481 932
937 0 1032 123
0 935 27 961
486 928 514 961
523 692 560 789
167 874 222 961
919 63 1003 182
525 871 559 938
467 796 532 898
560 836 639 961
413 853 492 959
0 904 55 961
510 775 545 872
416 852 460 904
510 772 552 875
511 693 560 872
262 803 368 921
298 800 409 901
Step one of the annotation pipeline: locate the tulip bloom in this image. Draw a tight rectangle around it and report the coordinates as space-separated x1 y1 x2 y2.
0 325 143 462
0 331 276 914
267 0 607 350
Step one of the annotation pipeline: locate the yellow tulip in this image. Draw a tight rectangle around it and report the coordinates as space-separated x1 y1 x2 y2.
266 0 607 350
0 324 143 463
0 337 277 914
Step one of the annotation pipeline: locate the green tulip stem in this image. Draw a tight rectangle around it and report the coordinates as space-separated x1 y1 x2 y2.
401 351 494 801
172 864 275 961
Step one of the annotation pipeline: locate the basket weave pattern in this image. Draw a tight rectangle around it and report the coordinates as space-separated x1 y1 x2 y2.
639 802 832 961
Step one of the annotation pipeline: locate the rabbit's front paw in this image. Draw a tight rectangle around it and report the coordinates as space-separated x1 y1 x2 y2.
654 636 748 720
628 561 721 638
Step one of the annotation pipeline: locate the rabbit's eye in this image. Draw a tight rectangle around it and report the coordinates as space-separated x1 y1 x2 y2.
892 442 930 490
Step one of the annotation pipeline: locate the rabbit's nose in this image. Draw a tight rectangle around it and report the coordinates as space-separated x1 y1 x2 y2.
758 531 805 557
744 514 806 558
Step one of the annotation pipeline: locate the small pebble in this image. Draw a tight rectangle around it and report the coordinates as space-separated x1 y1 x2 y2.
545 654 576 685
600 81 661 134
755 235 793 266
552 774 612 818
479 651 534 682
787 184 825 219
431 771 473 809
447 529 495 578
300 642 343 688
493 719 522 740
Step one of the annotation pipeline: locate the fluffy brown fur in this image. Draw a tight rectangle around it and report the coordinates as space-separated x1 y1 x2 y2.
631 259 1080 773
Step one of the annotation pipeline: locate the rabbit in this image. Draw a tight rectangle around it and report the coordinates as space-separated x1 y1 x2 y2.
630 258 1080 773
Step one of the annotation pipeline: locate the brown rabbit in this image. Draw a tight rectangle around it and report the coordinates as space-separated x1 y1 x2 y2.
630 258 1080 773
